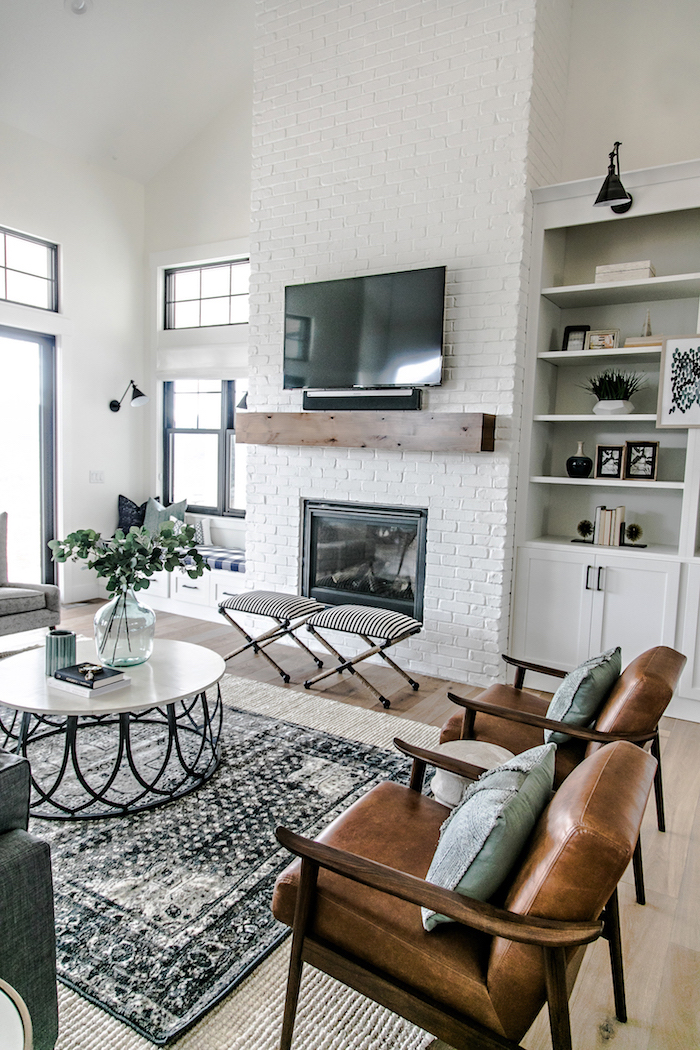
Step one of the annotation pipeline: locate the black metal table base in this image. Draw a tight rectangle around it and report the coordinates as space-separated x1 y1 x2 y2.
0 686 223 820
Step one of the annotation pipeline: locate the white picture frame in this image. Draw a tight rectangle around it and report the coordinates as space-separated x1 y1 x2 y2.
657 336 700 428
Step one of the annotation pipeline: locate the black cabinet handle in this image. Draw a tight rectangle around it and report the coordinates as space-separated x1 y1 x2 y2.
585 565 595 590
182 585 199 590
597 566 604 591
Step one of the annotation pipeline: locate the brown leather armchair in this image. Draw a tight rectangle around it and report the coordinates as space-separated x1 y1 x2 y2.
441 646 686 904
273 739 656 1050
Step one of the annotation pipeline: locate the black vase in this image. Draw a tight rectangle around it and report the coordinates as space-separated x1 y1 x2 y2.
566 441 593 478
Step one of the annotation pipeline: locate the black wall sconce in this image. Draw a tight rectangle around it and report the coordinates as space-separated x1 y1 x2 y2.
110 380 149 412
594 141 633 214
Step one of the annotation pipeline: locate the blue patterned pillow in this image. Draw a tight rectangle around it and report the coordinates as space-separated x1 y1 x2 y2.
117 495 147 533
422 743 555 930
544 647 621 744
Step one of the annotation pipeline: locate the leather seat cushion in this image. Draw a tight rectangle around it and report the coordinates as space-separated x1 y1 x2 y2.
0 588 46 615
272 780 504 1034
439 684 586 787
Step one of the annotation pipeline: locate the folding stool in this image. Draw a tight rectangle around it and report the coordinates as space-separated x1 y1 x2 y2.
302 604 422 708
219 591 327 683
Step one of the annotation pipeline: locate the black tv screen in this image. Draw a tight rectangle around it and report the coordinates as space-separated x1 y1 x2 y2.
283 265 446 390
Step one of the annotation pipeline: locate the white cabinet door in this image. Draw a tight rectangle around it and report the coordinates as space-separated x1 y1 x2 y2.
172 573 211 606
589 555 681 666
512 546 681 673
511 547 594 671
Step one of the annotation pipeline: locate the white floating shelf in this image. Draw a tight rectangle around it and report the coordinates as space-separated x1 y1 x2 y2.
530 476 684 490
527 536 680 557
538 347 663 366
541 272 700 308
533 414 658 423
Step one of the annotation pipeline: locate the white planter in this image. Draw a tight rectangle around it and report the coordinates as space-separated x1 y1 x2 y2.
592 399 634 416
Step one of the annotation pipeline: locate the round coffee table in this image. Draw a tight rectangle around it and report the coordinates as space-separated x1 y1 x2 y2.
0 639 226 820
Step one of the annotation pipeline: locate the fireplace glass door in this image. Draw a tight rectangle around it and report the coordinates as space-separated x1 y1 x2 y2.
302 502 427 620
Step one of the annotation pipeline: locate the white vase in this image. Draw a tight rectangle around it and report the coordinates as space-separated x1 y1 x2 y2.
592 399 634 416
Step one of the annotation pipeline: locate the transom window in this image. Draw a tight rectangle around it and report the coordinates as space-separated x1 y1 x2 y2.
0 227 58 312
163 379 246 515
164 260 250 330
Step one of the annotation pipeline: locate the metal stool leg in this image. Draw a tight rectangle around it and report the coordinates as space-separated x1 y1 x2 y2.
220 610 295 683
360 633 420 690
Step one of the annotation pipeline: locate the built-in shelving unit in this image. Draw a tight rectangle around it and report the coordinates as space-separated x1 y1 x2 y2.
510 163 700 711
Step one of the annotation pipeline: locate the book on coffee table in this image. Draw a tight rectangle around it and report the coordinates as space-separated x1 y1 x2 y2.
54 663 126 689
50 675 131 697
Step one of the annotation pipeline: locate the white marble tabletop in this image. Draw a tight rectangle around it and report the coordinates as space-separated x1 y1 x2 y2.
0 639 226 717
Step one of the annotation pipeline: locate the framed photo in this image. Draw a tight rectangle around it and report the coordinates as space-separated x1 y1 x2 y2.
562 324 590 352
595 444 624 479
623 441 659 481
657 336 700 427
584 329 620 352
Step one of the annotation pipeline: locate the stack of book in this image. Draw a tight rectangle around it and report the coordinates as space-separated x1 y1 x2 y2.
50 663 131 697
593 506 626 546
594 260 656 283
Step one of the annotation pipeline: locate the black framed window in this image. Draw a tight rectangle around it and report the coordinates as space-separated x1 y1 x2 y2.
163 380 245 516
0 227 58 312
164 259 250 330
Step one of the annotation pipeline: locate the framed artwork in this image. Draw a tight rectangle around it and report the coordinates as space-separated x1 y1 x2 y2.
584 329 620 352
595 444 624 479
562 324 590 352
623 441 659 481
657 336 700 427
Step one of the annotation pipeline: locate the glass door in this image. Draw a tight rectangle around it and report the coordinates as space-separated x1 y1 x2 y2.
0 326 56 583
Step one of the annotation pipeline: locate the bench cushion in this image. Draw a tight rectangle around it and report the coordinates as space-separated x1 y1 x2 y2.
306 604 421 639
219 590 325 619
196 545 246 572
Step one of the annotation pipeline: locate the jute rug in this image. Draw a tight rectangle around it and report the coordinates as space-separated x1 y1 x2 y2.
42 676 442 1050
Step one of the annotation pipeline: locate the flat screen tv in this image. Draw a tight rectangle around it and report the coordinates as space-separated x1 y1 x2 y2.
283 265 446 390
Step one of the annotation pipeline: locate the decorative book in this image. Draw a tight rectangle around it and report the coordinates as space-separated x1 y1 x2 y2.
53 663 126 689
50 675 131 698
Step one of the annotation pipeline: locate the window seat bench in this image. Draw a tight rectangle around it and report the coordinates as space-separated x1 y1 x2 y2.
147 544 247 623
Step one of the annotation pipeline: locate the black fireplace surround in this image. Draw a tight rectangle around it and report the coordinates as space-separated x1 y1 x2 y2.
301 500 427 621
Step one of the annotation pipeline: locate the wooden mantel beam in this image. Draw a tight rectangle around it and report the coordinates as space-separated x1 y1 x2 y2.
235 411 496 453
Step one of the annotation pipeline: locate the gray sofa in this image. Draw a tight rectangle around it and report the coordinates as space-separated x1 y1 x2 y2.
0 513 60 637
0 750 59 1049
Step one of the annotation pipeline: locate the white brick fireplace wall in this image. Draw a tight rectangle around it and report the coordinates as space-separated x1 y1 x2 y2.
244 0 570 687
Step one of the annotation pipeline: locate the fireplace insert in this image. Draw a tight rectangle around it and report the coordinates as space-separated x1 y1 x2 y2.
301 500 427 620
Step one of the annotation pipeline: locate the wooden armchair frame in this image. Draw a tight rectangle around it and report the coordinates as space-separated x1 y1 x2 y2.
275 740 631 1050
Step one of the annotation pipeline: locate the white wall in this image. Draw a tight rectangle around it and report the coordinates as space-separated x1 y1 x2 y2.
145 91 253 254
562 0 700 181
0 121 147 601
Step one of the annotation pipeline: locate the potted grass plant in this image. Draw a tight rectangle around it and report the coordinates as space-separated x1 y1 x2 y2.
50 522 208 666
582 368 645 415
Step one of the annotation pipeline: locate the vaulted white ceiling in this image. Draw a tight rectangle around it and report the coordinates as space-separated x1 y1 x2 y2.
0 0 254 183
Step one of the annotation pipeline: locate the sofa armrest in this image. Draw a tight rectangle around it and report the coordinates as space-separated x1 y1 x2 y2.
393 737 487 793
502 654 569 689
0 750 30 832
5 581 61 613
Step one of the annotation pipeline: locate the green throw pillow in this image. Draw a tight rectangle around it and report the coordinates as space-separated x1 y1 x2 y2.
143 497 188 537
544 647 621 744
422 743 556 930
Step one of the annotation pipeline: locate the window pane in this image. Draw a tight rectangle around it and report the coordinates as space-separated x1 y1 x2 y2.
173 300 200 328
201 265 230 299
171 433 220 507
200 296 230 326
6 270 51 309
230 296 249 324
6 234 51 278
0 238 4 266
0 267 5 299
172 269 200 302
231 262 250 295
172 380 221 429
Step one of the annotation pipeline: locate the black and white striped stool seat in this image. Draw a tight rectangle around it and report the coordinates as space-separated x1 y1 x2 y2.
305 604 421 640
219 591 326 621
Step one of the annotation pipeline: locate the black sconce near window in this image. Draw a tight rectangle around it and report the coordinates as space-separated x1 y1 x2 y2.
110 380 150 412
594 141 633 214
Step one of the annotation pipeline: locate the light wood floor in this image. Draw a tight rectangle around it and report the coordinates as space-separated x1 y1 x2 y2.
38 604 700 1047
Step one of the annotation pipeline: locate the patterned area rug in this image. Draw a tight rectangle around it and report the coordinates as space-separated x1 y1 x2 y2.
28 676 439 1047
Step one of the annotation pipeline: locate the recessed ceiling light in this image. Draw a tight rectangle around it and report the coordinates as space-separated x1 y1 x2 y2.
64 0 93 14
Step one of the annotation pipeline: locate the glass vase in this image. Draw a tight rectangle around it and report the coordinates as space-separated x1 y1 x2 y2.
94 587 156 667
